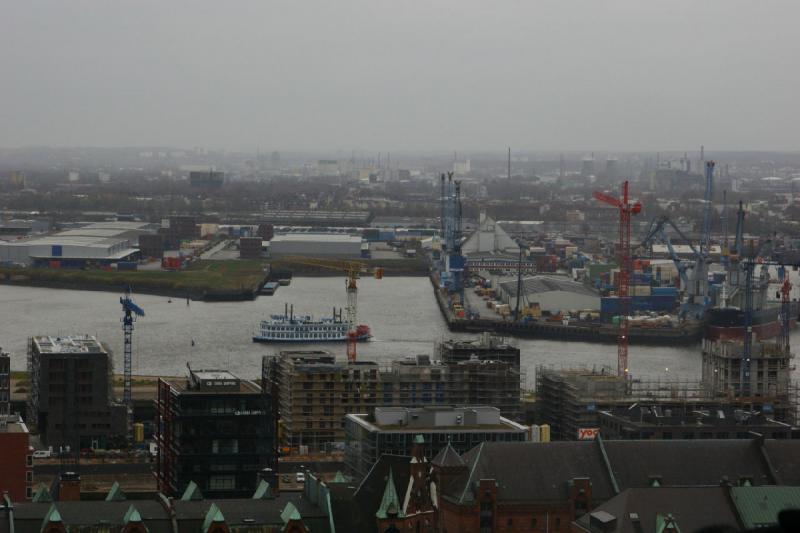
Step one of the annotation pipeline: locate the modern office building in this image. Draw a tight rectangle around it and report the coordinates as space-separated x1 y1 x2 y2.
26 335 126 452
344 405 528 479
155 369 276 498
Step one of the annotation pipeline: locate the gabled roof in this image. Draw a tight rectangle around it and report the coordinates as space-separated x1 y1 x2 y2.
280 502 301 524
431 441 466 468
573 487 739 533
123 505 143 525
602 440 772 488
40 504 62 533
181 481 203 501
375 468 403 519
105 481 126 502
252 480 272 499
444 442 615 505
201 503 225 533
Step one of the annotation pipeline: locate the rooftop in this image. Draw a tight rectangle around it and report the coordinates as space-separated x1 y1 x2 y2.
271 233 363 243
0 415 29 434
499 275 599 297
165 369 261 395
32 335 106 355
349 406 527 433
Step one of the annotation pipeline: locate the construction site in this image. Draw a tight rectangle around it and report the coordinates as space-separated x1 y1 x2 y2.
264 342 524 452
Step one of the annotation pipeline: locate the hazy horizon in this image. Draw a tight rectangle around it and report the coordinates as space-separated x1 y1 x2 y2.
2 0 799 152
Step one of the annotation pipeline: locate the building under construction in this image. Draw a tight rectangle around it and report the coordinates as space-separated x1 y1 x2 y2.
536 358 799 441
264 349 522 451
26 335 127 452
435 333 520 366
702 337 796 421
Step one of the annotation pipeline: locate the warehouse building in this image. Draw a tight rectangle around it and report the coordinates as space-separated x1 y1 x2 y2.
268 233 363 258
498 275 600 314
0 221 158 267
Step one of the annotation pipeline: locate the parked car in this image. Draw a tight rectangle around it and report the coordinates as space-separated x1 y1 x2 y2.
32 450 51 459
295 472 306 483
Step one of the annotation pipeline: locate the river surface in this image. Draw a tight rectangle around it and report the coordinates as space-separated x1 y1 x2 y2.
2 277 795 386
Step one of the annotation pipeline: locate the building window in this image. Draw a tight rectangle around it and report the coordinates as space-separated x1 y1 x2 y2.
507 518 513 529
211 439 238 454
531 517 537 529
26 470 33 482
26 486 32 499
209 475 236 491
555 517 561 530
26 455 33 467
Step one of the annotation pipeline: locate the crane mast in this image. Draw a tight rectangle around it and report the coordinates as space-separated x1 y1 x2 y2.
120 287 145 435
593 181 642 376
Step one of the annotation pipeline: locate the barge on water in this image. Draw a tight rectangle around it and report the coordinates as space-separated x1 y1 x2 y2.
261 281 280 295
431 275 703 345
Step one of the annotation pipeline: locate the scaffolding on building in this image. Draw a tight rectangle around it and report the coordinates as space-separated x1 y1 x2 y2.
535 364 799 441
267 351 524 452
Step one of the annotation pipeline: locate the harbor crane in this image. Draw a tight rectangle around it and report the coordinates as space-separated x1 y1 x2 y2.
120 287 145 417
593 181 642 376
278 256 383 363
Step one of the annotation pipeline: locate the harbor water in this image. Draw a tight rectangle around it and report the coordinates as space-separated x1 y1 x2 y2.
2 277 795 386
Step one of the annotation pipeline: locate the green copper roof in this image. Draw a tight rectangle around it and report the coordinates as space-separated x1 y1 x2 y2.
280 501 302 524
181 481 204 501
40 504 62 533
375 468 404 519
123 504 144 526
332 471 347 483
202 503 225 533
655 513 681 533
32 484 53 503
731 486 800 529
252 479 271 499
105 481 127 501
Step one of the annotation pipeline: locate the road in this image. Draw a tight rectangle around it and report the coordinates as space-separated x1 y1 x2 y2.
200 239 234 260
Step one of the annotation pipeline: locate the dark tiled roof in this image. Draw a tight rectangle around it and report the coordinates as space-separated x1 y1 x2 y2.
333 454 412 533
603 440 772 488
9 501 172 533
763 440 800 485
4 495 329 533
443 442 615 504
431 442 466 468
573 487 741 533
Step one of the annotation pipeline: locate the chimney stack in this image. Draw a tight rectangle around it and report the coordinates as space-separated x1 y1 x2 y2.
59 472 81 501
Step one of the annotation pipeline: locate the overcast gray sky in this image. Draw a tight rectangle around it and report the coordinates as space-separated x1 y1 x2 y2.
1 0 798 152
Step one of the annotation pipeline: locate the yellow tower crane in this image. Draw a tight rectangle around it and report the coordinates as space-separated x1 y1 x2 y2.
277 256 383 362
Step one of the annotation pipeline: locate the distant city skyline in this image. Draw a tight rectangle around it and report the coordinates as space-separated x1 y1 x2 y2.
1 0 799 152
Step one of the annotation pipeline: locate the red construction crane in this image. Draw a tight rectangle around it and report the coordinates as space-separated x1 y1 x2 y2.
594 181 642 376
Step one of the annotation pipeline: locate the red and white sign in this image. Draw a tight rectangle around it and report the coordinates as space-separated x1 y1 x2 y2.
577 428 600 440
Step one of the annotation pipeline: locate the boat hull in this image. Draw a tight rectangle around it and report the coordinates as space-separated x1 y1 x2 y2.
704 304 795 342
252 333 372 343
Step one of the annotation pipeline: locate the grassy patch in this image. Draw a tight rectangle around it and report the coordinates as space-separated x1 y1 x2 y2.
0 259 268 295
